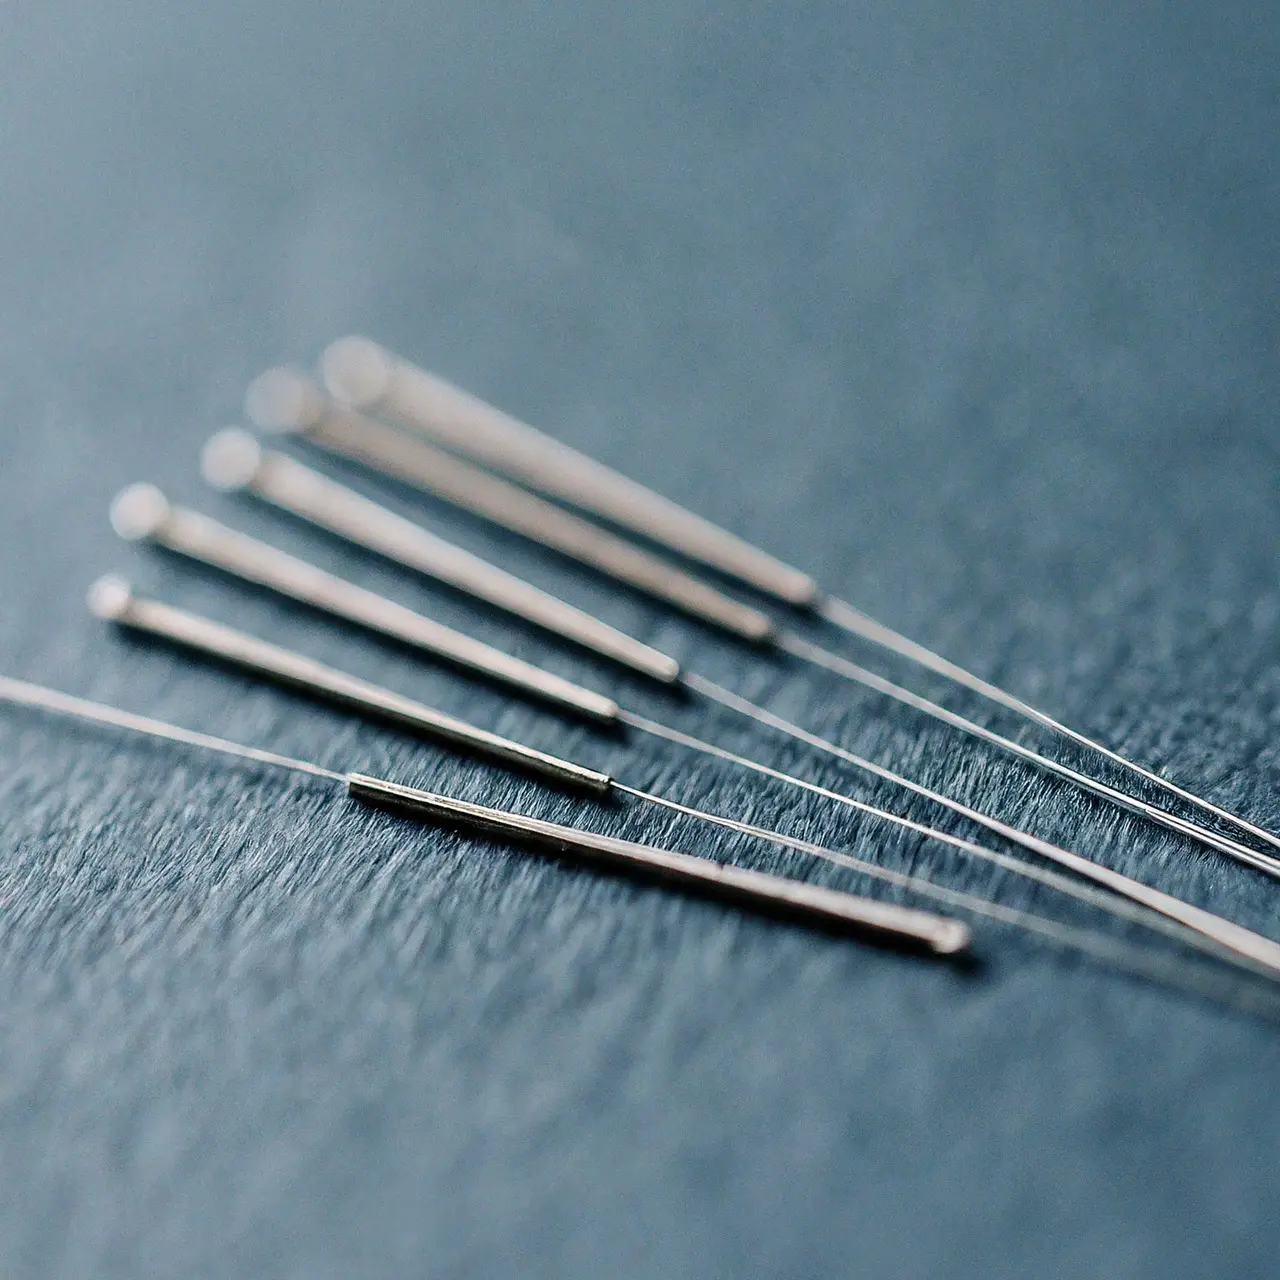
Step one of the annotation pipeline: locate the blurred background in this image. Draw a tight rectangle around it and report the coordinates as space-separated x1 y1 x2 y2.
0 2 1277 1276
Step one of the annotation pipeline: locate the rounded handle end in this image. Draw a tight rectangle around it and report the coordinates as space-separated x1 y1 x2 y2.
110 483 170 541
202 428 264 491
88 573 136 621
321 335 394 409
245 366 325 434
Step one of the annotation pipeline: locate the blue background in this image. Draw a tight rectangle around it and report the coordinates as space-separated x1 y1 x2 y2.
1 2 1278 1274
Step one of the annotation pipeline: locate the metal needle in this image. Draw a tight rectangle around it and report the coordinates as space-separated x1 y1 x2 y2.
320 336 819 606
246 367 776 643
769 634 1280 880
0 673 968 955
321 336 1280 863
345 773 970 950
109 483 620 724
200 428 681 685
815 595 1280 861
87 575 613 794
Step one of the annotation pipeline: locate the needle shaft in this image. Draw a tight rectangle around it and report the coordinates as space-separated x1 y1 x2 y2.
320 337 818 605
819 595 1280 857
110 483 620 724
201 429 681 684
0 672 965 953
89 576 612 795
247 368 776 643
776 632 1280 880
346 773 968 952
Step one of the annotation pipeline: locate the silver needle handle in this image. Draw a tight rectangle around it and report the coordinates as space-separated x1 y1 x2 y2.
88 576 613 795
248 368 777 644
201 429 682 685
321 337 819 607
110 483 619 725
345 773 972 954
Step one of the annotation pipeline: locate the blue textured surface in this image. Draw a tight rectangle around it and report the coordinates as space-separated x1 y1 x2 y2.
1 2 1279 1275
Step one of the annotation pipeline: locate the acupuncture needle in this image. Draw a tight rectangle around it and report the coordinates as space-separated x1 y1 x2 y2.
320 336 1280 862
18 674 1280 1015
201 429 678 684
109 483 618 725
246 367 777 644
87 573 1280 983
199 428 1280 881
0 672 971 954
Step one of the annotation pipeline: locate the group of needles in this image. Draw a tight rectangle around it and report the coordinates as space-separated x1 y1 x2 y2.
5 336 1280 1013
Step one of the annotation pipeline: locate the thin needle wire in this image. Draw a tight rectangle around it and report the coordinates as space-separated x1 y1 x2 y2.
675 675 1280 974
819 596 1280 858
774 632 1280 878
0 675 345 782
0 674 963 953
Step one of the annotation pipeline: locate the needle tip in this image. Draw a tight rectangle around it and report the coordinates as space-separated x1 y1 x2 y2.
245 366 325 435
202 427 263 492
321 335 393 409
110 483 170 541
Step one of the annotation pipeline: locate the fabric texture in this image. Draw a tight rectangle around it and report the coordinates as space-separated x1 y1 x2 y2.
0 3 1277 1275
